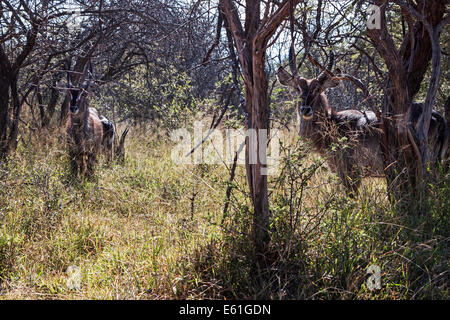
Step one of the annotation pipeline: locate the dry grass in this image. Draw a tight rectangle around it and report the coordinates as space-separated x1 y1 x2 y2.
0 125 447 299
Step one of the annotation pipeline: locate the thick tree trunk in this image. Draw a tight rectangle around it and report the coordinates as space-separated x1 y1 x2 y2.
0 76 9 155
0 18 38 157
381 91 422 209
7 75 21 153
247 53 270 264
0 74 24 156
220 0 300 267
0 50 11 157
368 0 447 213
445 96 450 125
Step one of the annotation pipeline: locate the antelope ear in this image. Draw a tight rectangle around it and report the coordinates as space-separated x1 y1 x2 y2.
277 67 296 88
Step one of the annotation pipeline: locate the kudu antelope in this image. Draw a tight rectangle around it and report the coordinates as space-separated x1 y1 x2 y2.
277 53 448 195
65 63 115 177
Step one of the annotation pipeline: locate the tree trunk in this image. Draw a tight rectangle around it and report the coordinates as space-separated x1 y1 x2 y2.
0 75 9 156
220 0 300 267
367 0 447 213
0 48 11 157
7 75 21 153
247 52 270 264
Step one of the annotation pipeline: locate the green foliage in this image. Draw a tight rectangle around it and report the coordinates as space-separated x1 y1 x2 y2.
92 65 199 131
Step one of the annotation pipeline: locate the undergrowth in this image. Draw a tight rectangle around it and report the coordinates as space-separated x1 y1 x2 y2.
0 126 447 299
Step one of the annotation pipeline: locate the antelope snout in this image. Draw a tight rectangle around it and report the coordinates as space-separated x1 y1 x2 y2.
300 106 313 120
70 105 79 114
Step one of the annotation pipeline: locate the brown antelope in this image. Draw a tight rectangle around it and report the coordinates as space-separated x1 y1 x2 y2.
277 53 448 195
65 63 114 177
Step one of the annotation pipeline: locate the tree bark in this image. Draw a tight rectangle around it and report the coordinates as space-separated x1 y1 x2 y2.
0 15 39 157
0 49 12 156
248 54 271 262
367 0 447 212
7 75 21 153
0 83 9 155
221 0 300 265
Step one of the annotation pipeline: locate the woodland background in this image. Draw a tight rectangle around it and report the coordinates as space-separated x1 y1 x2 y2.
0 0 448 299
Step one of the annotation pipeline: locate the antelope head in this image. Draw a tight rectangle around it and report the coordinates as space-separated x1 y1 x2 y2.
278 52 370 123
67 62 94 116
277 52 342 122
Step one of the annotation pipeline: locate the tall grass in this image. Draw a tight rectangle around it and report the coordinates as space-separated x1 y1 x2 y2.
0 126 447 299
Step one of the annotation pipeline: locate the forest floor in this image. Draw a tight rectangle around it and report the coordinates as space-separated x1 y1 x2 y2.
0 124 448 299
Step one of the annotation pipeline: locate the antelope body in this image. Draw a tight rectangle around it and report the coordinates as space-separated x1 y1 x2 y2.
66 64 115 177
277 54 448 194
